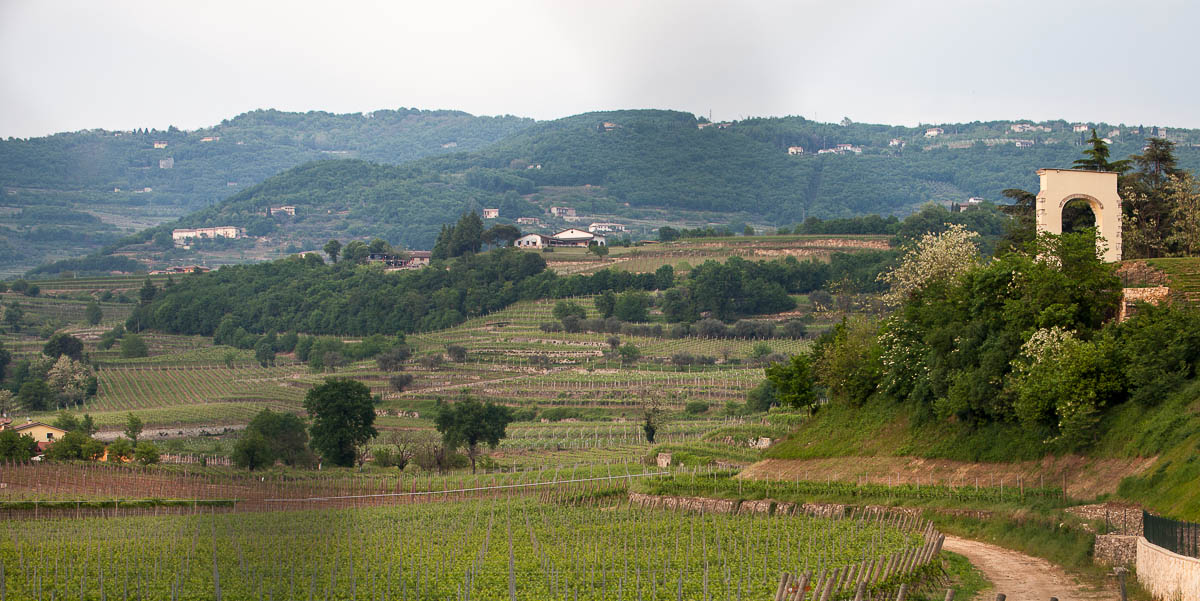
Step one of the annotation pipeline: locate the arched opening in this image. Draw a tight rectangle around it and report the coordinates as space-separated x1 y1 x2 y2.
1061 197 1099 234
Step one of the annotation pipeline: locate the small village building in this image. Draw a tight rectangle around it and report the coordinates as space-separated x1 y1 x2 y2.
269 205 296 216
482 208 499 219
516 217 542 226
1073 124 1090 133
404 251 432 268
549 206 576 218
148 265 211 275
515 233 552 249
153 141 168 149
200 136 220 142
158 157 174 169
587 222 627 233
889 138 904 147
787 146 805 155
7 421 68 445
171 226 243 244
924 127 944 138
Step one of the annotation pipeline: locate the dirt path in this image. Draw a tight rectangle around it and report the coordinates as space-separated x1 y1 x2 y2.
943 536 1118 601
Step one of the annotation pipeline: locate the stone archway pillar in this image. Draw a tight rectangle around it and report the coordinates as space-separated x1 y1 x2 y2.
1036 169 1123 262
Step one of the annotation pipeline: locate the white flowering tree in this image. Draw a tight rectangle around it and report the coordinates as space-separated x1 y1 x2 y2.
1007 326 1123 449
879 224 981 306
46 355 94 407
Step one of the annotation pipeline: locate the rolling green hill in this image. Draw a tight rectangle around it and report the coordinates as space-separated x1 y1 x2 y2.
0 108 534 274
12 108 1200 275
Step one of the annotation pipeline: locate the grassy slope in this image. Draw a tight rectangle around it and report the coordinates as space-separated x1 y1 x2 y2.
763 380 1200 520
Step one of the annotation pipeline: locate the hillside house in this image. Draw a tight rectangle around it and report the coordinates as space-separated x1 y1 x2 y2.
200 136 220 142
787 146 805 155
889 138 904 147
1014 140 1034 148
172 226 243 244
158 158 174 169
5 420 68 448
1010 123 1051 133
269 205 296 216
153 141 168 149
599 122 619 132
924 127 944 138
482 208 499 219
515 233 552 249
549 206 576 218
1073 124 1090 133
149 265 211 275
404 251 432 269
516 217 542 226
587 222 627 233
516 230 606 249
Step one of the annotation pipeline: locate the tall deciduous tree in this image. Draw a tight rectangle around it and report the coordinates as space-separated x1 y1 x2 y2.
304 378 377 467
433 396 513 473
124 413 143 446
764 353 818 413
323 239 342 264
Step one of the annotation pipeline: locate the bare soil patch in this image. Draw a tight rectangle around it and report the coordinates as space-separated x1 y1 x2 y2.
738 455 1156 499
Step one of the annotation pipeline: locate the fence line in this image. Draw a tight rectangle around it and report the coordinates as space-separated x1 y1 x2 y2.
1144 510 1200 559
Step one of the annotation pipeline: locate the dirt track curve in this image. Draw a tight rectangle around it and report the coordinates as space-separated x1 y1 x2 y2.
943 536 1118 601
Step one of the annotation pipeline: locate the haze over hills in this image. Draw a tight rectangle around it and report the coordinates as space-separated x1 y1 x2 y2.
6 107 1200 275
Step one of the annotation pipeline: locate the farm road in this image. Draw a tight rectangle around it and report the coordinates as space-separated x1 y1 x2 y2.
943 536 1118 601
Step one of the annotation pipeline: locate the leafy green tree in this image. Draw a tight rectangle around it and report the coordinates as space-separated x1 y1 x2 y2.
433 396 514 473
613 290 650 322
588 243 609 257
42 333 84 361
594 291 616 319
304 378 377 467
45 431 93 461
1008 327 1123 450
84 301 103 326
254 338 276 367
483 224 522 248
52 411 81 432
80 437 105 460
120 334 149 358
617 343 641 366
138 278 158 305
446 344 468 362
764 353 818 413
812 316 883 406
17 379 52 411
745 380 778 413
106 438 133 462
323 239 342 264
389 373 414 393
0 429 38 461
134 442 160 464
553 300 587 321
243 408 311 467
375 344 412 371
340 240 370 264
124 413 144 447
642 403 662 443
232 430 274 470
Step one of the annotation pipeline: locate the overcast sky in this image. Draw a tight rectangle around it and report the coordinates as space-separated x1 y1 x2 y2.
2 0 1197 138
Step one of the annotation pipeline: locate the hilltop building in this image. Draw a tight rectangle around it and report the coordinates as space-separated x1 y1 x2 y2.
482 208 499 219
924 127 944 138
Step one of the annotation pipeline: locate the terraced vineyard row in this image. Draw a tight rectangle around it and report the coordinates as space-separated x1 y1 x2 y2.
93 364 306 411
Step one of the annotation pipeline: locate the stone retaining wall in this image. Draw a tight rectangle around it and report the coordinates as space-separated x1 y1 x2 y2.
1137 537 1200 601
1094 535 1137 566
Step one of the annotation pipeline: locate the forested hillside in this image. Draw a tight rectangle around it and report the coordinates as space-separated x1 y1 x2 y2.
0 108 534 273
12 108 1200 275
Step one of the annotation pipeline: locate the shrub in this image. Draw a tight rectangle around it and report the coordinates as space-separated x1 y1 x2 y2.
684 401 710 415
446 344 468 362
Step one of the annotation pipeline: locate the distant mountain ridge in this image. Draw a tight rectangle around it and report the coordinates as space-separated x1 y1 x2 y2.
8 108 1200 275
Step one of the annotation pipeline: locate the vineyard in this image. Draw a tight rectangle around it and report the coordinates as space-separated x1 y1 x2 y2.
0 496 931 600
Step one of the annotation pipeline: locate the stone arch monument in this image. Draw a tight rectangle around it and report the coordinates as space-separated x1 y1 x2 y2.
1035 168 1122 262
